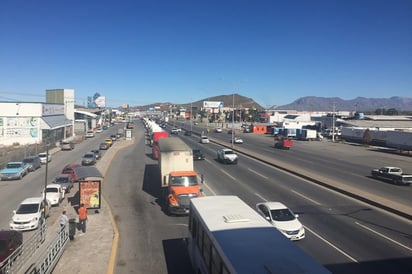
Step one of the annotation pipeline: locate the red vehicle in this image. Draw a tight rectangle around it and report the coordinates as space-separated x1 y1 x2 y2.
61 164 81 181
151 131 169 160
274 136 293 150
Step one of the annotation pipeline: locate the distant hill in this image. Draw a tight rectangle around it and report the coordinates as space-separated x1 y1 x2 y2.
274 96 412 112
136 94 265 111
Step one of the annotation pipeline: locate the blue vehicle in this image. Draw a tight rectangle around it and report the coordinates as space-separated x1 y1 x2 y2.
0 162 29 180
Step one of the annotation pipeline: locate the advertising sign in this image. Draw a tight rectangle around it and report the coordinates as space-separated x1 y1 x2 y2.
203 101 224 108
79 180 101 209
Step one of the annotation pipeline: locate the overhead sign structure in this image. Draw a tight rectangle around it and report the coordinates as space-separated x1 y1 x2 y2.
203 101 224 108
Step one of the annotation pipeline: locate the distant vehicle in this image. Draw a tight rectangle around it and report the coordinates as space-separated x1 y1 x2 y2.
256 202 305 241
43 184 65 206
105 138 113 147
96 128 103 133
85 130 95 138
52 174 74 193
371 166 412 185
91 149 101 160
200 136 210 144
274 136 293 150
0 230 23 264
126 122 134 129
0 162 29 181
110 134 117 141
192 149 205 160
81 153 96 166
60 140 75 150
22 156 41 172
230 136 244 144
217 148 238 164
9 197 51 231
38 152 52 164
215 127 222 133
170 128 179 134
184 130 192 136
99 142 110 150
227 129 235 134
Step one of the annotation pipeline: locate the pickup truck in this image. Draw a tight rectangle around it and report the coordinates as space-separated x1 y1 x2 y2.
0 162 30 180
371 166 412 185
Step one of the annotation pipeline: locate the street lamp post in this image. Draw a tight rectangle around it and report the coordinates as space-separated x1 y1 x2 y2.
231 93 235 148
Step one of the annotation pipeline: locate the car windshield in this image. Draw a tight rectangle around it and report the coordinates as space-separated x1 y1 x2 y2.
84 154 94 158
62 168 73 174
6 163 22 168
38 153 46 157
16 203 39 214
55 177 68 183
170 176 198 187
46 188 58 193
270 209 295 221
224 151 234 155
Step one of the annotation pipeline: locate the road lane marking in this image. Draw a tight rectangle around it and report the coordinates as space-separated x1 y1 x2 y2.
247 168 269 179
291 190 322 205
355 222 412 252
220 169 237 181
255 193 268 202
305 226 359 263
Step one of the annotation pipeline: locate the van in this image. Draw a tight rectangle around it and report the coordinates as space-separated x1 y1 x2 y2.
22 156 41 172
0 230 23 264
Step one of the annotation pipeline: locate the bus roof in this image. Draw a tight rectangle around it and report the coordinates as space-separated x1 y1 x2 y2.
190 196 330 274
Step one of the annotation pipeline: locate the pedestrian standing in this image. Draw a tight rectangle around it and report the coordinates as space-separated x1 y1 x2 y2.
78 203 87 233
59 210 68 230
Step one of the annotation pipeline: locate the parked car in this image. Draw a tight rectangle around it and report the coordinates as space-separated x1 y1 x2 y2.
52 174 74 193
215 127 222 133
0 230 23 264
85 130 95 138
256 202 305 241
99 142 110 150
9 197 51 231
200 136 210 144
0 162 29 180
61 164 81 182
22 156 42 172
171 128 179 134
110 134 117 141
193 149 205 160
81 153 96 166
38 152 52 164
91 149 101 160
96 128 103 133
60 140 75 150
43 184 65 206
105 138 113 147
230 136 244 144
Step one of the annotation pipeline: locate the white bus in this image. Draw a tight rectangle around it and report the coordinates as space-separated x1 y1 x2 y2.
188 195 330 274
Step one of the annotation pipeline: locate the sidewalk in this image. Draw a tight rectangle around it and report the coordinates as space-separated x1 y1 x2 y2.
52 137 134 274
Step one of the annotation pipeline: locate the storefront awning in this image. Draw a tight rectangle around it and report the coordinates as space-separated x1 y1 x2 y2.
41 115 72 130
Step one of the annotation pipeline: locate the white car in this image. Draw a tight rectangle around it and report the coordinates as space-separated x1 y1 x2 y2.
200 136 210 144
215 127 222 133
231 136 244 144
43 184 65 206
256 202 305 241
10 197 51 231
38 152 52 164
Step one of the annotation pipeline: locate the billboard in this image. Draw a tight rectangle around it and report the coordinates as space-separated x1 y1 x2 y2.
79 180 101 209
203 101 224 108
87 93 106 108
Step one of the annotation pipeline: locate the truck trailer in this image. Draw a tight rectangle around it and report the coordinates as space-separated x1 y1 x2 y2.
158 138 203 215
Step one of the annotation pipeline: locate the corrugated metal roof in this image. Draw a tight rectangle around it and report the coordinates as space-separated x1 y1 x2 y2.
41 115 72 130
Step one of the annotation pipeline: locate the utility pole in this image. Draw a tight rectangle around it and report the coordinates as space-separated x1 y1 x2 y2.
231 93 235 148
332 102 336 142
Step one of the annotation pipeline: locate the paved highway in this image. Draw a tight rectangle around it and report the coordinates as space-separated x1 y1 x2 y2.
104 120 411 274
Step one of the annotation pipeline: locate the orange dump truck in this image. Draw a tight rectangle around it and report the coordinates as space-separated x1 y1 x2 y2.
158 138 203 215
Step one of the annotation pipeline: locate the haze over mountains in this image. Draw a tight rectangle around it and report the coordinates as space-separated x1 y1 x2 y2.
137 95 412 112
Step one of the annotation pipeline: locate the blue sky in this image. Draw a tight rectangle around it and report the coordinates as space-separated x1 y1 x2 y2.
0 0 411 108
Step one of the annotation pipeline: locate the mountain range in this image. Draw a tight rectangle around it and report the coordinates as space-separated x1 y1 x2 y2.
136 95 412 112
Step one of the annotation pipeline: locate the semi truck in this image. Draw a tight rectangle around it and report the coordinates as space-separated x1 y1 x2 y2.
158 138 203 215
152 131 169 159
